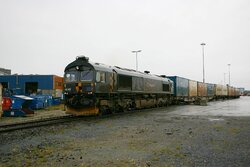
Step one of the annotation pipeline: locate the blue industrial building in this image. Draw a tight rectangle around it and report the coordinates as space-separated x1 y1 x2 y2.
0 75 63 97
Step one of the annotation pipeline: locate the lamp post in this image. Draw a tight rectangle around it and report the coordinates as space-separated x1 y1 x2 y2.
228 64 231 86
132 50 142 71
201 43 206 83
224 73 226 85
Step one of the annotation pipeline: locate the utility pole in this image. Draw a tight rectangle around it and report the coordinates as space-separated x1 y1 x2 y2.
132 50 142 71
201 43 206 83
228 64 231 86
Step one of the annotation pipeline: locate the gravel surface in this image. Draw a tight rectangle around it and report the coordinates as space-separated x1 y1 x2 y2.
0 97 250 167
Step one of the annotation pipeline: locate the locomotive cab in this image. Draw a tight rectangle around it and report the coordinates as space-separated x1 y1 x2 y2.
64 56 99 115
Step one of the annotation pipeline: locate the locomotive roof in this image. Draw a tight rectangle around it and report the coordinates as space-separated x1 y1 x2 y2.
65 56 173 83
91 62 172 83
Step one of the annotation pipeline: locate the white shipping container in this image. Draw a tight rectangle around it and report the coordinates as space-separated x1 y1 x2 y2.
215 84 223 96
222 85 228 96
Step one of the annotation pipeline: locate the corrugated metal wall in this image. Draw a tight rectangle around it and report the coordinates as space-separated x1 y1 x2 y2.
0 75 63 97
53 75 64 90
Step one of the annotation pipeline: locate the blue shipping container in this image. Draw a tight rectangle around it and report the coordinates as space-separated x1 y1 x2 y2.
207 83 215 97
167 76 189 97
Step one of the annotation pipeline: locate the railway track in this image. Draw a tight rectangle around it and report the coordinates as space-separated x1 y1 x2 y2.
0 107 170 133
0 115 80 133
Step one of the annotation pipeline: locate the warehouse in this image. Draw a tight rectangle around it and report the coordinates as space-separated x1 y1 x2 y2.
0 75 63 98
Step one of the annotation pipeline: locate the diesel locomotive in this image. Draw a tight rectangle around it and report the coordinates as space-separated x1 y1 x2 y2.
64 56 174 115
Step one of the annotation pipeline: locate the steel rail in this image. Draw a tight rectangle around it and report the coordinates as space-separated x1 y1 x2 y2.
0 115 79 133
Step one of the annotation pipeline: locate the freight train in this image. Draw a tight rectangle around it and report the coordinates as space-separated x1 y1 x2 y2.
64 56 240 116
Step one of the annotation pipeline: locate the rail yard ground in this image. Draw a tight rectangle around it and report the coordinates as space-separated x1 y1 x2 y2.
1 97 250 167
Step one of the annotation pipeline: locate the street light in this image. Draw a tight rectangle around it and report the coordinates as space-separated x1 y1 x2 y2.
132 50 142 71
228 64 231 86
224 73 226 85
201 43 206 83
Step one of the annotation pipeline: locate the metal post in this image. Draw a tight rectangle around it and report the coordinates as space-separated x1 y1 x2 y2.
224 73 226 85
201 43 206 83
132 50 142 71
228 64 231 86
136 52 138 71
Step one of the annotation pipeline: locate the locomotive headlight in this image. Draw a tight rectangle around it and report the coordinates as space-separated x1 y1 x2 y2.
65 88 71 91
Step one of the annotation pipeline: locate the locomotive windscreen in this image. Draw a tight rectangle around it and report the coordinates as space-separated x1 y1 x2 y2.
65 71 77 83
80 69 93 81
64 67 94 83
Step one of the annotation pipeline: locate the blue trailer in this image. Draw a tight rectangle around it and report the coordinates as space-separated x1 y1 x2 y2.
3 95 34 117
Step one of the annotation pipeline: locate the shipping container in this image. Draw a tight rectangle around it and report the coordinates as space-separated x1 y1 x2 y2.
53 76 64 90
167 76 189 97
235 88 240 97
222 85 228 96
207 83 215 97
227 86 234 97
188 80 197 97
197 82 207 97
215 84 223 96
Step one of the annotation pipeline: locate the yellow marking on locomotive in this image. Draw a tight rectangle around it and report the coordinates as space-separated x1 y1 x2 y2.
75 82 82 93
65 106 99 116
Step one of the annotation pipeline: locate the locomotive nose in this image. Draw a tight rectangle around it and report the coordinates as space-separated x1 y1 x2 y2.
75 82 82 93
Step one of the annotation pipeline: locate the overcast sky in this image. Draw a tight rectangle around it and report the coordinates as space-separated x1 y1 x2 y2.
0 0 249 89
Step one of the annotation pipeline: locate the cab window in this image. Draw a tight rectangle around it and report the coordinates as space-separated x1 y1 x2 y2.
80 70 93 81
96 71 106 83
65 72 77 83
